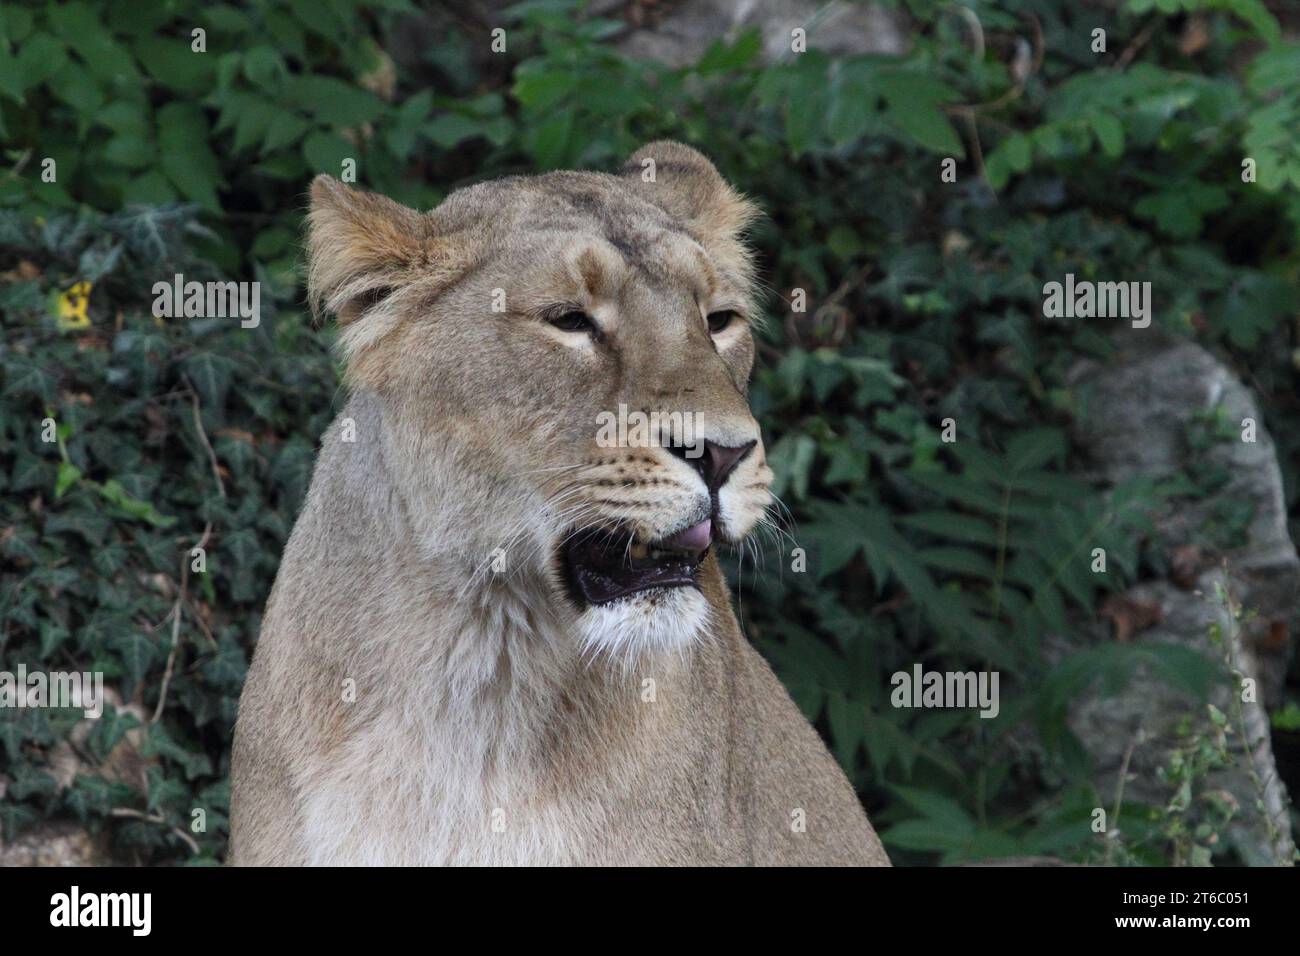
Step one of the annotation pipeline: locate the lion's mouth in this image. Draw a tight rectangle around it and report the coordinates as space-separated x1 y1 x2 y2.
562 520 712 605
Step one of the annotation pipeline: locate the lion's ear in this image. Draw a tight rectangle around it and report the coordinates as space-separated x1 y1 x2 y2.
619 141 759 246
305 176 468 330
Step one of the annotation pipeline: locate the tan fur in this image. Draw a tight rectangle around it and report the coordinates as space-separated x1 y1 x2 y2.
229 142 889 866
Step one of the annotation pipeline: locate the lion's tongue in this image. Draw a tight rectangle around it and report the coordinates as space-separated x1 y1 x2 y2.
664 519 711 555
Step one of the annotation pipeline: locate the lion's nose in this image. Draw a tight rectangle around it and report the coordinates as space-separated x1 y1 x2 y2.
670 439 756 493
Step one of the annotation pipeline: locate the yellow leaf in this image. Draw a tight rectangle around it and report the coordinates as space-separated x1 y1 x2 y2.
57 280 92 331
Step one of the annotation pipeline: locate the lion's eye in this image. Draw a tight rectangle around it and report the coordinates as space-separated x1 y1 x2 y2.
548 310 596 334
707 310 738 334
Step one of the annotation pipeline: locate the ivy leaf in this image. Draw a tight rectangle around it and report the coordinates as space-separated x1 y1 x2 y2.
92 479 176 528
158 103 223 212
146 767 189 813
1090 113 1124 158
768 433 817 501
55 461 82 497
87 704 141 762
286 75 385 126
110 630 159 687
182 351 234 410
878 72 964 157
200 636 247 692
302 131 354 176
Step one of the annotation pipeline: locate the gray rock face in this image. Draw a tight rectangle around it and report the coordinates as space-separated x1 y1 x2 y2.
597 0 909 66
386 1 910 108
1066 332 1296 865
1072 333 1298 702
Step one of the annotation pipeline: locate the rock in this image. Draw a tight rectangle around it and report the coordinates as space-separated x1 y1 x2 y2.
0 820 106 866
597 0 910 68
1072 332 1298 703
48 689 153 792
385 1 911 81
1064 572 1292 865
1064 331 1297 865
1 689 152 867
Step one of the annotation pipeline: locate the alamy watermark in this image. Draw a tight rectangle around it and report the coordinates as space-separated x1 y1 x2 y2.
0 664 103 718
152 273 260 328
891 665 999 719
50 886 150 936
1042 273 1151 329
595 403 704 458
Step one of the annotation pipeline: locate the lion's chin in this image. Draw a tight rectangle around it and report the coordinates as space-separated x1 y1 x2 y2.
575 586 710 669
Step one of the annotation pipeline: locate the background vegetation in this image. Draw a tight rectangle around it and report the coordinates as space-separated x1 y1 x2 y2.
1 0 1298 864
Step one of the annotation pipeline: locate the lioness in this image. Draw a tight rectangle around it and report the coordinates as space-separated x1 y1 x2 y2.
229 142 889 866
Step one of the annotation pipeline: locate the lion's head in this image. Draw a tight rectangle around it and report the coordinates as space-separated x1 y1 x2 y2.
306 142 773 660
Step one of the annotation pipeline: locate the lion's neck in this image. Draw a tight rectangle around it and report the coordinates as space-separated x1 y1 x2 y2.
287 394 688 756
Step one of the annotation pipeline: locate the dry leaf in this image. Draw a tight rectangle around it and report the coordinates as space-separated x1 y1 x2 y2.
1179 15 1210 56
1168 544 1203 590
1099 594 1165 642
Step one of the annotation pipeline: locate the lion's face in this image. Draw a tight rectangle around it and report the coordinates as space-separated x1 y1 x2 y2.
306 143 772 659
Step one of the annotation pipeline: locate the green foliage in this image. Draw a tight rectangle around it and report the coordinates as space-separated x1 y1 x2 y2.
1 205 334 861
2 0 1298 864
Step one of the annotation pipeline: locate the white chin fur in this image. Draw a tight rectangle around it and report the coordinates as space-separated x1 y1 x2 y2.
576 586 710 669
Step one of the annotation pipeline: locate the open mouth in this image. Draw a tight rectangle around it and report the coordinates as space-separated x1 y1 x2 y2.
562 520 712 605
